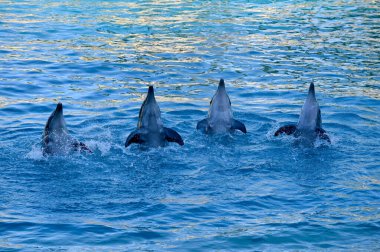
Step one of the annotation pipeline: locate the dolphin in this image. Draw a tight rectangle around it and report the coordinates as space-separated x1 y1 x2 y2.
274 82 330 142
125 86 184 148
197 79 247 134
42 102 92 155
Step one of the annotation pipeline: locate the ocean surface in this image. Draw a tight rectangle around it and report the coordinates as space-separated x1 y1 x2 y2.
0 0 379 251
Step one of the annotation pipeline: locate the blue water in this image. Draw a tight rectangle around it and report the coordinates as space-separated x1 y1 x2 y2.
1 0 379 250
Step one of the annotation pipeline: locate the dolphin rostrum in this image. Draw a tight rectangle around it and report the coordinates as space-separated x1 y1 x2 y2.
274 82 330 142
125 86 184 148
42 102 92 155
197 79 247 134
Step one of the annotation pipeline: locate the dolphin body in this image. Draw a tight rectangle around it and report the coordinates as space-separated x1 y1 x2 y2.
125 86 184 148
42 102 92 155
274 82 330 142
197 79 247 134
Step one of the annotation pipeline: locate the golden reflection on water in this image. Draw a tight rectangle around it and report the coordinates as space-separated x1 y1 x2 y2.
0 0 379 107
0 2 379 249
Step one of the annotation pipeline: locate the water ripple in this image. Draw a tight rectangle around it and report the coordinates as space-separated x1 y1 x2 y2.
0 0 379 250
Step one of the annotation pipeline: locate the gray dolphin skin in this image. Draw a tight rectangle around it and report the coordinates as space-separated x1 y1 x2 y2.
42 102 92 155
197 79 247 134
274 82 330 142
125 86 184 148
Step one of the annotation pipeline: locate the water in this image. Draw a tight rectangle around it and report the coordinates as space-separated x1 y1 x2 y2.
0 0 379 250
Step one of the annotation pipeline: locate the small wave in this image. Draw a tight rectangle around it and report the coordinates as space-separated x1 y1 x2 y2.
25 144 46 161
86 140 112 156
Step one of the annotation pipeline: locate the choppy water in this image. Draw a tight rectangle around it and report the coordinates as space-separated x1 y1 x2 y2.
1 0 379 251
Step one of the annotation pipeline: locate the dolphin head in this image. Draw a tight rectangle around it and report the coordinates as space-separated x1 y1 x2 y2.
42 102 92 155
137 86 163 131
126 86 184 148
297 82 322 131
45 102 68 134
43 102 73 154
207 79 233 132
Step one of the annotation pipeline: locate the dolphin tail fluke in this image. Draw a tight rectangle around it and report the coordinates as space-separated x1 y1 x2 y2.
232 119 247 133
196 118 208 133
125 130 143 147
73 141 93 153
316 128 330 143
164 127 184 146
274 124 297 136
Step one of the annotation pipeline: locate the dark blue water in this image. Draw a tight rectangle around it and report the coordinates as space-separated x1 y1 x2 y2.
1 0 379 250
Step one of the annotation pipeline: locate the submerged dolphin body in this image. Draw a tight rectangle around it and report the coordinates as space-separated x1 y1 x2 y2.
43 103 91 155
125 86 184 148
274 82 330 142
197 79 247 134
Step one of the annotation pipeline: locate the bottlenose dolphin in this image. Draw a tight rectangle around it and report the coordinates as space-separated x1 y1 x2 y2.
42 102 92 155
274 82 330 142
197 79 247 134
125 86 184 148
